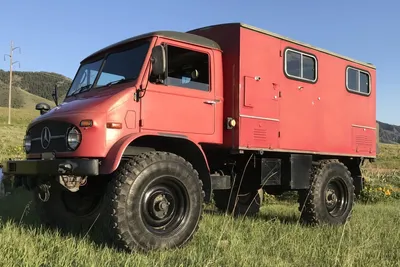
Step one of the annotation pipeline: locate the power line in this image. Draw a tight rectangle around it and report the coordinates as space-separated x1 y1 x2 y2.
4 41 21 125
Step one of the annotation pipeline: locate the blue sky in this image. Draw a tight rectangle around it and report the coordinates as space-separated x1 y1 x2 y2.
0 0 398 124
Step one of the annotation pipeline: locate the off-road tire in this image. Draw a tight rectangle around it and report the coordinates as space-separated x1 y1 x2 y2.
33 177 107 235
104 151 204 252
213 188 262 217
298 159 355 225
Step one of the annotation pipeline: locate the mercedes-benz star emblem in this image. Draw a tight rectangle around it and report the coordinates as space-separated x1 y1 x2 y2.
41 127 52 149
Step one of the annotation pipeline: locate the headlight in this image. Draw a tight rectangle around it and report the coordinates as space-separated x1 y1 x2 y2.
23 135 31 153
66 127 82 150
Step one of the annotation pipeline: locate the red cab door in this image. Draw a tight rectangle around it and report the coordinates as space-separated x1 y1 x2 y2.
140 41 217 140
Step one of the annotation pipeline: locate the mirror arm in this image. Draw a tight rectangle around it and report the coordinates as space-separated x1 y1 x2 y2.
52 84 59 106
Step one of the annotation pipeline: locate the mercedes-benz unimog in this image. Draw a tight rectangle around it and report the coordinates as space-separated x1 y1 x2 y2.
3 22 376 252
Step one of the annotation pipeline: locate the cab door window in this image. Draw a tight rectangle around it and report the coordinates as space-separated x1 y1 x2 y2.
164 45 210 91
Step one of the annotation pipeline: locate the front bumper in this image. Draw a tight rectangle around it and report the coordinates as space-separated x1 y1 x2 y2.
3 158 99 176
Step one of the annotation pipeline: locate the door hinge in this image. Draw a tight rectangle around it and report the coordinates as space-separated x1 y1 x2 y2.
139 119 143 127
279 50 282 57
279 91 282 97
278 131 281 138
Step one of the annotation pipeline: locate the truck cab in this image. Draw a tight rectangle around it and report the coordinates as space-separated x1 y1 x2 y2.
23 32 224 166
4 30 229 252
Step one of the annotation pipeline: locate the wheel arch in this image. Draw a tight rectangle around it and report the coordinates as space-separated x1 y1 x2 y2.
101 133 212 202
338 157 364 197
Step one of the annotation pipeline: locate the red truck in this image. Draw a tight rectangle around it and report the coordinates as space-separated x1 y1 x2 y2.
3 22 376 252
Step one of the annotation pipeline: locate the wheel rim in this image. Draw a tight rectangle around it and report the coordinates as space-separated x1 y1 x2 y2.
325 177 349 217
141 175 190 236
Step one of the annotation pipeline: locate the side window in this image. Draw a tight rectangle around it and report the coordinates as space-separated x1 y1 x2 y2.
285 49 317 82
346 67 370 95
166 45 210 91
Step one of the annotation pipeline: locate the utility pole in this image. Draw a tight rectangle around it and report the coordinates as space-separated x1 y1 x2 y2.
4 41 21 125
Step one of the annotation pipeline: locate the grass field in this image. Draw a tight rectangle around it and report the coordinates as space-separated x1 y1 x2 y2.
1 190 400 267
1 106 400 266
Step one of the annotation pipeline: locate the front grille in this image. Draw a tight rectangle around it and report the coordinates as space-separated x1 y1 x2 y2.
28 120 74 154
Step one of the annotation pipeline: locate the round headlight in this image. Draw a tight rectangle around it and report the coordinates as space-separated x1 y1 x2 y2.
67 127 82 150
23 135 31 153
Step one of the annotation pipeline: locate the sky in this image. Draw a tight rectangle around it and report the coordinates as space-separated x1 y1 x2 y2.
0 0 398 124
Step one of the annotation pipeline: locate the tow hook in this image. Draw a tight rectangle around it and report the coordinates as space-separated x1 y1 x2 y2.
38 183 51 202
58 163 73 174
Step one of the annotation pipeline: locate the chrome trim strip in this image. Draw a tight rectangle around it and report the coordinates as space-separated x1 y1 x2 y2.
351 124 376 130
238 146 376 158
239 114 280 122
31 135 65 142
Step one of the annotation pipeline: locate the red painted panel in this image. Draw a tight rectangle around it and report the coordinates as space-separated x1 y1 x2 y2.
139 37 224 145
239 117 279 149
124 110 136 129
351 126 376 154
141 87 215 135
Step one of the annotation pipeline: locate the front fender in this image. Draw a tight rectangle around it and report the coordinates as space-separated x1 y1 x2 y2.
99 133 210 175
100 133 148 174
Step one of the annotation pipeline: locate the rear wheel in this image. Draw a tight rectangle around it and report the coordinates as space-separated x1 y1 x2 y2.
298 159 355 225
104 151 204 252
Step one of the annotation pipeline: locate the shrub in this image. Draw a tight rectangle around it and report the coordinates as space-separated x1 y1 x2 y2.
359 181 400 204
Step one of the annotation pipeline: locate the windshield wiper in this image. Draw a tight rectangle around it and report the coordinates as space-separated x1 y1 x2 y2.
70 84 92 96
105 77 137 87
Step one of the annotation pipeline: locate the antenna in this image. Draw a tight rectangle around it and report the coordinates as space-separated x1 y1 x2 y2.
4 41 21 125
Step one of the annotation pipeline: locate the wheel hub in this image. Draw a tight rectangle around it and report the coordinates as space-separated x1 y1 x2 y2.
326 189 338 207
151 194 172 219
324 177 348 217
141 177 189 235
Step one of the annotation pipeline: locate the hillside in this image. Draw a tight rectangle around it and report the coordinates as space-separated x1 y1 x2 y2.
378 120 400 144
0 70 71 108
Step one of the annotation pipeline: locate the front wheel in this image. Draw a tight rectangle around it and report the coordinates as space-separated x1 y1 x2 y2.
298 159 355 225
105 151 204 252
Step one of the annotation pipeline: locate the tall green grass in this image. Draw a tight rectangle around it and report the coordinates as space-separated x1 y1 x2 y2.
0 189 399 267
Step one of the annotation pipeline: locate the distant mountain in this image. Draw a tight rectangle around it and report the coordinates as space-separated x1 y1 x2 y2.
378 121 400 144
0 70 71 109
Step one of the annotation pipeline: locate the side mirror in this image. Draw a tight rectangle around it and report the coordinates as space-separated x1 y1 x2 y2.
35 102 51 115
52 84 59 106
150 45 166 76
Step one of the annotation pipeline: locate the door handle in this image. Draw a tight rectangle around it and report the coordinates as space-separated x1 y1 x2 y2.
204 100 219 105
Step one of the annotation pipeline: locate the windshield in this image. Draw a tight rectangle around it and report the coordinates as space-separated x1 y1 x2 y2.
66 40 150 97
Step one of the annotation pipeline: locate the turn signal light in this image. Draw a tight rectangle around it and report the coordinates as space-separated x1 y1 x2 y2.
80 120 93 127
106 122 122 129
